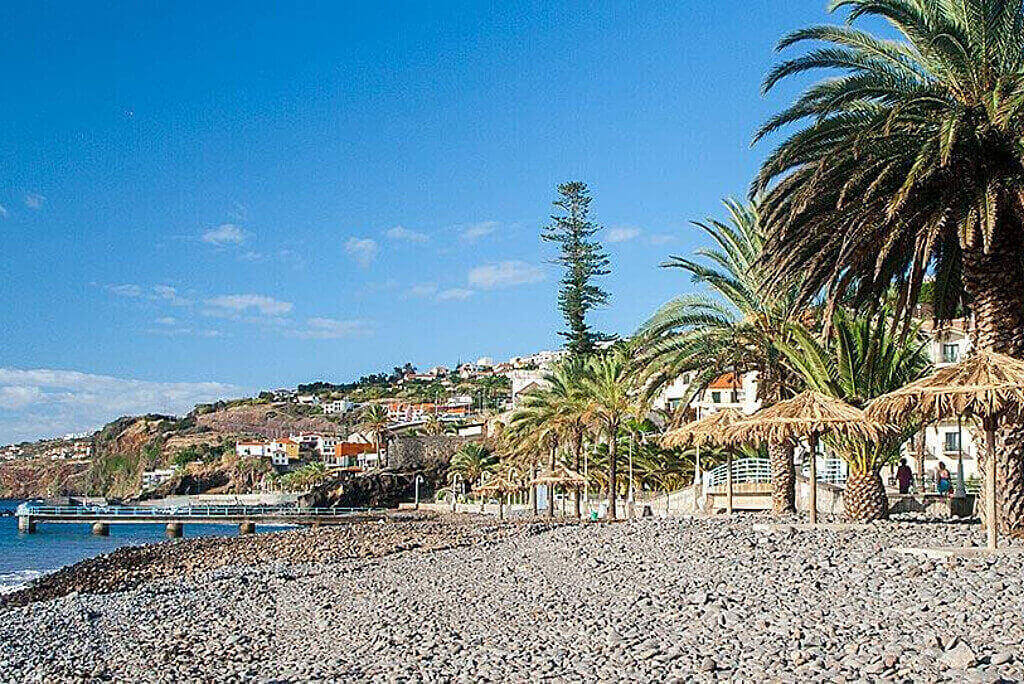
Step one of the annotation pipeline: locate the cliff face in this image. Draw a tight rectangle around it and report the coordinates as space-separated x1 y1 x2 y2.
0 459 92 499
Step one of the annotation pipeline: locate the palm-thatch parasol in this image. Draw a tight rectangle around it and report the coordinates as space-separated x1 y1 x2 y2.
530 467 586 518
867 350 1024 550
725 390 886 524
474 474 521 519
663 408 744 514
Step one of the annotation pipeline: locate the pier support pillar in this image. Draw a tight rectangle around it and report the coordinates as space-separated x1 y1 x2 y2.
91 522 110 536
165 522 183 538
238 522 255 535
17 517 35 534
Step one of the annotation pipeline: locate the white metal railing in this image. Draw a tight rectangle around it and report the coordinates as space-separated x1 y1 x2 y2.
703 458 771 488
16 504 382 518
800 458 847 485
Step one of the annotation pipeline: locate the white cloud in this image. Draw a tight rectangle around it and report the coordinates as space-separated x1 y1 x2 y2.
0 204 7 218
461 221 499 241
408 283 439 298
155 316 178 325
201 223 248 245
385 225 429 243
468 260 544 289
345 237 379 267
436 288 475 301
106 283 144 298
24 193 45 210
647 233 677 245
205 294 293 317
289 317 372 340
0 386 44 410
152 285 192 307
105 284 192 307
0 368 241 444
607 226 641 243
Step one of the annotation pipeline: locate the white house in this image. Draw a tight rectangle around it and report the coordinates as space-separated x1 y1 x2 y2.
322 399 355 415
236 441 267 458
295 394 320 406
510 369 547 407
315 434 342 458
141 469 175 489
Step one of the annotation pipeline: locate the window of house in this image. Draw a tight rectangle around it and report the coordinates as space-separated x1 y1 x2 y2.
942 343 960 364
730 390 741 403
711 391 721 404
944 431 961 453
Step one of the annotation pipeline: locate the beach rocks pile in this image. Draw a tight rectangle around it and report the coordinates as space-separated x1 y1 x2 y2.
2 514 1023 682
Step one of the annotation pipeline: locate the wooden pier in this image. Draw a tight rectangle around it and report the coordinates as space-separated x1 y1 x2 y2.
15 504 386 536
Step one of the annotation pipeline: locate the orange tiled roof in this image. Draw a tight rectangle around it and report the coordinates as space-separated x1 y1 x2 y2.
708 372 741 390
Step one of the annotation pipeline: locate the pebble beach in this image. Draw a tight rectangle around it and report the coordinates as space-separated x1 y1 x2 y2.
1 514 1022 682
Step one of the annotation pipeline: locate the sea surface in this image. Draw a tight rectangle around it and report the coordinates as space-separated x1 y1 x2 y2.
0 499 286 594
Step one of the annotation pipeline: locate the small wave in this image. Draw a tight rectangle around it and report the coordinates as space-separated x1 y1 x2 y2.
0 569 48 594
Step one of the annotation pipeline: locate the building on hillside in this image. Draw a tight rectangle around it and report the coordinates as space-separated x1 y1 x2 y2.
295 394 320 405
236 441 267 458
510 369 547 407
314 434 344 458
427 365 450 378
328 441 375 468
288 433 321 450
322 399 355 415
141 469 175 489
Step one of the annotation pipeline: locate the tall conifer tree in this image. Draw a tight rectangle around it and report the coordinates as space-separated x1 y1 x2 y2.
542 181 611 356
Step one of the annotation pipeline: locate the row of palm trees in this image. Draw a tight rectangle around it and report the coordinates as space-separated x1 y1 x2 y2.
493 199 932 521
493 0 1024 527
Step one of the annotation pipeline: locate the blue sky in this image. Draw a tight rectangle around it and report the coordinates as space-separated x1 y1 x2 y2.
0 0 837 442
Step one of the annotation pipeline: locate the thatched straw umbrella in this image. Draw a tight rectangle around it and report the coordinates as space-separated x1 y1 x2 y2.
725 391 886 524
474 475 520 519
663 408 744 514
530 467 587 518
867 350 1024 550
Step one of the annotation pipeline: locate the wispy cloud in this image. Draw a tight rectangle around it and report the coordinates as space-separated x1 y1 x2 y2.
24 193 45 210
0 368 240 443
0 204 7 218
385 225 429 243
201 223 248 245
460 221 499 241
345 237 379 267
607 226 641 243
105 284 192 307
468 260 544 289
205 294 293 317
436 288 475 301
289 317 373 340
106 283 144 298
152 285 192 307
408 283 438 298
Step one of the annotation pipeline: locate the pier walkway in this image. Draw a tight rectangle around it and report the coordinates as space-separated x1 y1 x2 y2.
15 503 386 537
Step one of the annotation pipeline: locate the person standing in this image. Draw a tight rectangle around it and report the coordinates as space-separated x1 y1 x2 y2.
896 458 913 494
936 462 952 496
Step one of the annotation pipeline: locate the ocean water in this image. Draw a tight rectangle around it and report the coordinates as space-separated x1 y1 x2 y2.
0 499 287 594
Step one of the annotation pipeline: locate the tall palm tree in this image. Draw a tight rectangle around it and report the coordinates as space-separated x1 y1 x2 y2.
778 309 931 520
635 199 803 515
754 0 1024 530
582 350 632 519
448 442 497 487
357 404 390 467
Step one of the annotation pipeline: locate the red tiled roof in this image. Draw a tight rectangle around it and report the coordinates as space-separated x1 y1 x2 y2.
708 372 741 390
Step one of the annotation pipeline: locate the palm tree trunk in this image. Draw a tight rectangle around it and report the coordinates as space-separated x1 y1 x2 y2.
607 423 618 519
963 244 1024 534
844 470 888 522
573 428 583 518
547 441 556 518
769 442 796 515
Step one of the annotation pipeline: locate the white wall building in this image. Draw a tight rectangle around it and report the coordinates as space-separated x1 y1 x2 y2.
236 441 266 458
141 469 175 489
322 399 355 415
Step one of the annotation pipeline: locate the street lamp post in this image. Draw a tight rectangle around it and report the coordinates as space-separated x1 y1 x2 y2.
414 474 425 509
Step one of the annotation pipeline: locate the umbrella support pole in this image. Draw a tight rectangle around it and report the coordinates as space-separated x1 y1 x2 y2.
808 435 818 525
986 425 998 550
